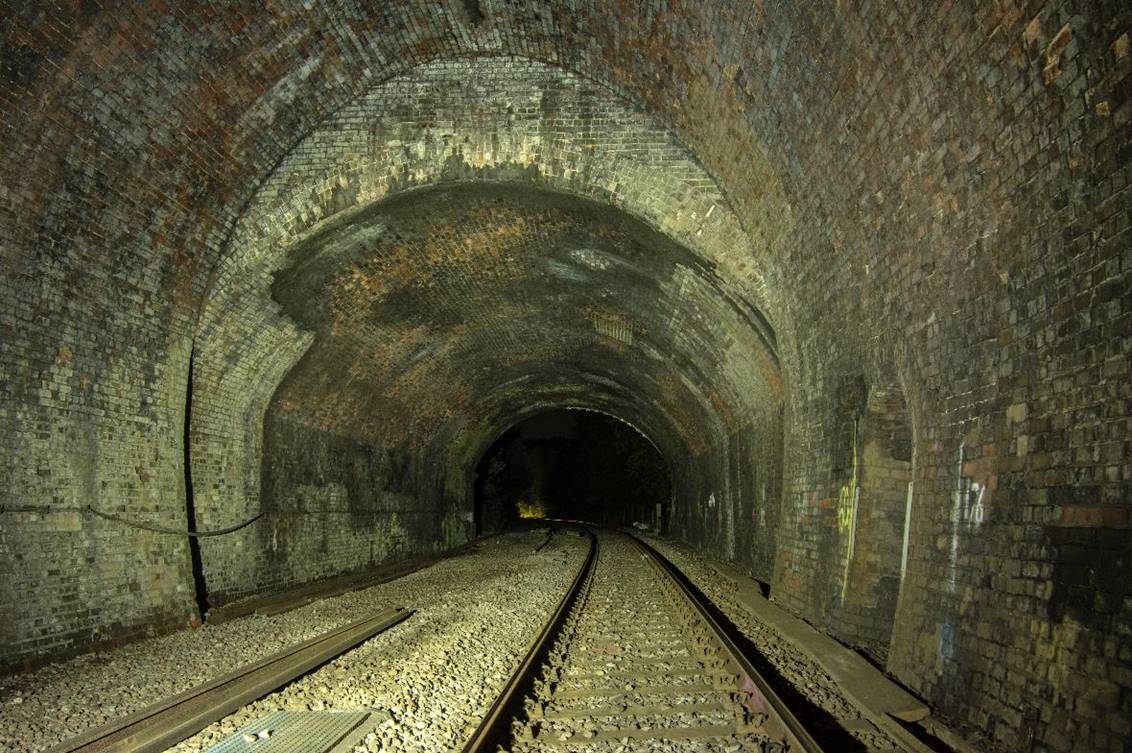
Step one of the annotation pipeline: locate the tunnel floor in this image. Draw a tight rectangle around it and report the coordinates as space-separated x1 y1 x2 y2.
1 527 949 753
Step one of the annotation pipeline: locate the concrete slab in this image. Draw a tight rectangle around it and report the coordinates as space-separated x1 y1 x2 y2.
708 560 930 723
205 709 372 753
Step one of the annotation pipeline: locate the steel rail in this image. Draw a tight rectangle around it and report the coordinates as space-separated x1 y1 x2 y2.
45 606 412 753
631 534 827 753
459 527 598 752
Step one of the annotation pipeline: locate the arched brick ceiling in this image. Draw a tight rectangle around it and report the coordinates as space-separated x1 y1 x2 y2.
267 183 777 460
1 3 794 304
452 381 699 474
183 54 780 524
0 4 801 500
2 0 1082 569
3 9 1125 744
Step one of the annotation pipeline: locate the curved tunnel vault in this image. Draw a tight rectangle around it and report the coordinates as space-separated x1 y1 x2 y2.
185 54 784 604
266 181 761 456
251 180 782 595
5 5 1126 750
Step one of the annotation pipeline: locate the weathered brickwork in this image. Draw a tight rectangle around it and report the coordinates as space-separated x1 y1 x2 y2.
0 3 1128 751
188 57 780 604
256 180 781 594
249 412 457 600
738 5 1131 750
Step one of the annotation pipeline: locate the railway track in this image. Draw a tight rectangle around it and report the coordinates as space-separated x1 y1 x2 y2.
37 528 848 753
44 607 411 753
463 529 825 752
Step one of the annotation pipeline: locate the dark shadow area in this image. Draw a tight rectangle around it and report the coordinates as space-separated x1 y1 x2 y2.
474 409 670 533
183 346 209 620
892 716 960 753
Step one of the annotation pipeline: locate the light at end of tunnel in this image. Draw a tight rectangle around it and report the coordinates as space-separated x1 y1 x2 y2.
516 498 547 519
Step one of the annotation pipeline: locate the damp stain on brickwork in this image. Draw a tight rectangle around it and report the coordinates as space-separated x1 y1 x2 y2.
267 182 777 460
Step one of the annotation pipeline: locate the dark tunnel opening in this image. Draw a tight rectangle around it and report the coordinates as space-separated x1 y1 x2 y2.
473 409 671 534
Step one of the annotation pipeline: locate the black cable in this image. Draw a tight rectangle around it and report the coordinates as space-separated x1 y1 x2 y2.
0 504 83 514
85 505 264 537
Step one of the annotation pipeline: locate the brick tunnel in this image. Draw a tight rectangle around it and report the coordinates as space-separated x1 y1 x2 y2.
0 3 1129 752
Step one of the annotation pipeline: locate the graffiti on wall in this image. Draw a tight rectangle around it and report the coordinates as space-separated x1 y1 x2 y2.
838 419 860 604
955 450 986 525
939 620 956 660
947 441 986 592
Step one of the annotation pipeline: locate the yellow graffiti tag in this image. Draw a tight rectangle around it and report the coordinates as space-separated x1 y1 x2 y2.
838 419 860 603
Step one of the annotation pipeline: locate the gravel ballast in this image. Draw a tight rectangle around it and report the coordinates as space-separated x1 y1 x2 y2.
0 529 585 753
3 527 911 752
640 534 905 752
512 531 772 752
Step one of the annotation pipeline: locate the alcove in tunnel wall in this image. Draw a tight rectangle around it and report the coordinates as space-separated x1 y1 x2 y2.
795 379 914 666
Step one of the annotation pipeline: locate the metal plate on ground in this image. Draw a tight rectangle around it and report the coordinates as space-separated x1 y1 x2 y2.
204 710 374 753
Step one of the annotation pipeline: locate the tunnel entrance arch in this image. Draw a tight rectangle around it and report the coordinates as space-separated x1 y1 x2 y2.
182 54 780 605
471 408 672 535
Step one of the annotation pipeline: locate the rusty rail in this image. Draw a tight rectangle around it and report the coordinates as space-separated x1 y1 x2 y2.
632 535 826 753
46 606 412 753
462 527 827 751
459 527 598 752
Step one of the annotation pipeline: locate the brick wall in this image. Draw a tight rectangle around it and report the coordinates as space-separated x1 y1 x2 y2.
186 56 780 607
1 4 1128 750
